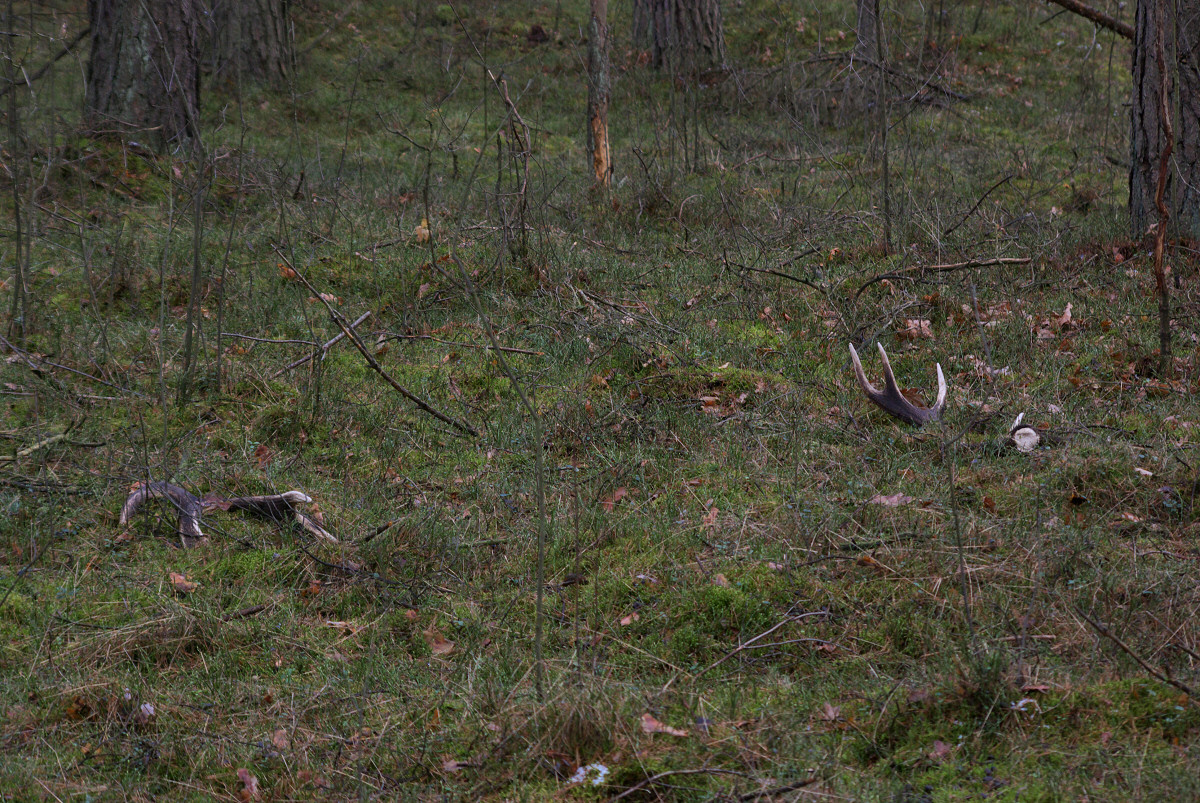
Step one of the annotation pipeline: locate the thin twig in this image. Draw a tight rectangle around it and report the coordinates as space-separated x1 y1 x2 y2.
1076 607 1196 701
739 777 819 800
381 333 542 355
661 611 829 694
274 248 476 436
0 430 69 463
270 310 373 377
942 174 1013 237
607 768 749 802
0 26 90 100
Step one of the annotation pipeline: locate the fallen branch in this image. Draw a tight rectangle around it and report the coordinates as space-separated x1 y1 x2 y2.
739 777 819 801
271 310 373 378
607 768 749 802
856 257 1031 297
1076 607 1196 701
273 247 478 437
221 603 269 622
1044 0 1134 40
0 430 69 463
380 333 542 356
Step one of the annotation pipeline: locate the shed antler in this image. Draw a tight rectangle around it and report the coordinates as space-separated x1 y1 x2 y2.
849 343 946 426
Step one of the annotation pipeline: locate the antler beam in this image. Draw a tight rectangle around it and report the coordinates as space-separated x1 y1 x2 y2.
849 343 946 427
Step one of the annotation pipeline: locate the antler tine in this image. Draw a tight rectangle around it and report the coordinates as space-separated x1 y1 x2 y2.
120 482 206 544
848 343 946 427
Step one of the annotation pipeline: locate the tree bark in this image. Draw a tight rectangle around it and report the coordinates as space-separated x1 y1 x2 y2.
1130 0 1200 239
1130 0 1173 235
1175 0 1200 237
632 0 726 71
587 0 611 186
85 0 201 150
204 0 293 89
854 0 879 63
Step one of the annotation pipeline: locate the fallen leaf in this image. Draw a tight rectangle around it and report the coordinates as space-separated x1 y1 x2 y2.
271 728 289 750
278 263 296 279
443 758 466 773
1134 467 1153 477
417 282 432 300
423 626 455 656
712 573 730 587
928 740 953 762
237 768 260 801
701 506 720 529
414 217 431 243
601 487 628 513
641 713 689 737
1056 303 1073 328
253 443 273 468
868 493 914 507
169 572 199 594
818 703 841 721
620 612 639 626
896 319 933 340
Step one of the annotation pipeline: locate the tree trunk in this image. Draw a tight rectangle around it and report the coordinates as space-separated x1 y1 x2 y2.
1175 0 1200 238
85 0 201 150
204 0 293 89
1130 0 1173 236
632 0 726 71
854 0 879 63
587 0 611 186
1130 0 1200 239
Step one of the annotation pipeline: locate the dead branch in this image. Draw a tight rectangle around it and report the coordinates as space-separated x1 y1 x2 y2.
1076 607 1196 701
273 247 478 437
0 27 91 100
607 768 750 802
855 257 1031 297
271 310 373 377
1044 0 1134 40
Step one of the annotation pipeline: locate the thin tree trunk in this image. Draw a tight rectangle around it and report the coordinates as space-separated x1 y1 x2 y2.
177 156 207 405
587 0 611 186
1152 0 1172 372
4 0 27 344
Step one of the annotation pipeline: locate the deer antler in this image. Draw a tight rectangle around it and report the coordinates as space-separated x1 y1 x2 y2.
120 482 207 546
849 343 946 426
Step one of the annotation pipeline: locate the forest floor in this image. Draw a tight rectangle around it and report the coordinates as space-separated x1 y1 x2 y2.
1 0 1198 800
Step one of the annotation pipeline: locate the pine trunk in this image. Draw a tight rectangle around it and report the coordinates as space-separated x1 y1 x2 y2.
85 0 201 150
1175 0 1200 238
854 0 879 62
205 0 293 88
587 0 611 186
632 0 726 71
